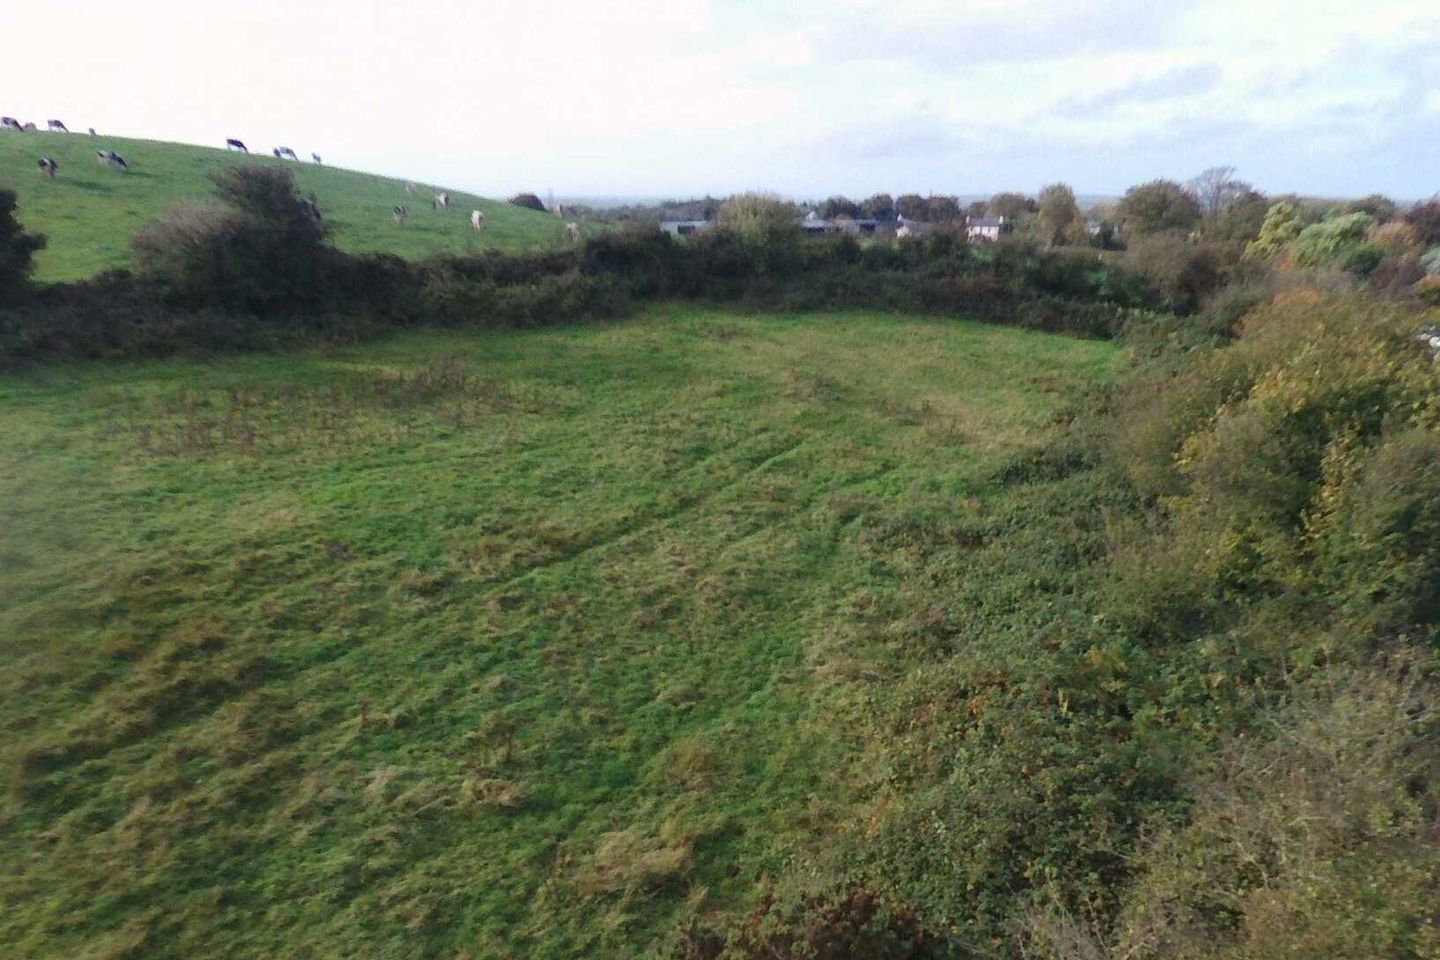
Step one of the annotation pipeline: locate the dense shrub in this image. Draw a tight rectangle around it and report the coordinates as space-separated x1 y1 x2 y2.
1403 198 1440 245
673 889 953 960
132 165 334 311
0 188 46 302
1123 232 1228 313
508 192 547 211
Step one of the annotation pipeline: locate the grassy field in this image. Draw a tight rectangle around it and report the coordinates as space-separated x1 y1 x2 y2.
0 306 1120 958
0 132 567 283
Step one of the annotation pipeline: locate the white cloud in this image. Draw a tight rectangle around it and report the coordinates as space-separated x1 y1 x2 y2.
3 0 1439 197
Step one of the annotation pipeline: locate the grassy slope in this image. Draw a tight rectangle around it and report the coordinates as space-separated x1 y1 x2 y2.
0 307 1119 958
0 131 566 282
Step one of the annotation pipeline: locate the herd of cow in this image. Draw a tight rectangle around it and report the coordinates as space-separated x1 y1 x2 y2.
224 138 320 165
7 116 582 242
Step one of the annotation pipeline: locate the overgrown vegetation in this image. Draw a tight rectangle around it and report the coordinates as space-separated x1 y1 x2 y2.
5 164 1440 958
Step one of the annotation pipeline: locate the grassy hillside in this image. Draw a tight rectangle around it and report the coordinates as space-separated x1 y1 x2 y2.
0 131 567 282
0 306 1119 958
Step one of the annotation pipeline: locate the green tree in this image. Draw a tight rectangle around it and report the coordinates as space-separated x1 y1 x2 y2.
896 193 929 220
1117 180 1201 237
1035 183 1084 247
926 195 961 223
987 192 1035 220
1207 189 1270 245
0 188 46 301
860 193 895 220
1243 201 1303 261
818 196 860 219
1292 212 1378 272
716 192 801 254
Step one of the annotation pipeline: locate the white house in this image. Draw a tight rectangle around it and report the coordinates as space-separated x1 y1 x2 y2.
965 216 1005 242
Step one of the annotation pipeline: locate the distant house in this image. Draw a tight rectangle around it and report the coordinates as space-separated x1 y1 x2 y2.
965 216 1005 242
832 215 880 237
896 218 936 240
660 219 714 238
801 210 832 235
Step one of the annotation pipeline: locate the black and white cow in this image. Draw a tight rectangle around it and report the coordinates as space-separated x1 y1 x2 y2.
311 153 322 165
226 138 248 152
47 119 68 132
37 156 58 178
393 205 408 226
432 192 450 211
0 117 20 131
88 127 97 137
470 209 487 232
96 149 128 171
276 146 298 161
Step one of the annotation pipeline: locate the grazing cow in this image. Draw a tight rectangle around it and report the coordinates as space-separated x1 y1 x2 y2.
470 209 487 232
273 148 282 158
21 122 36 132
47 119 68 132
393 205 408 226
97 149 128 171
432 192 449 211
0 117 20 131
276 146 298 161
311 153 322 164
565 221 580 242
88 127 97 137
37 156 58 178
225 138 248 152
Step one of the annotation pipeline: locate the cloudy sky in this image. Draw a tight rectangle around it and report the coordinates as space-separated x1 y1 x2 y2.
6 0 1439 200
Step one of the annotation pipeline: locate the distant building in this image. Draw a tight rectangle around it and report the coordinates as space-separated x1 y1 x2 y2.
660 219 714 238
965 216 1005 242
896 218 937 240
832 215 880 236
